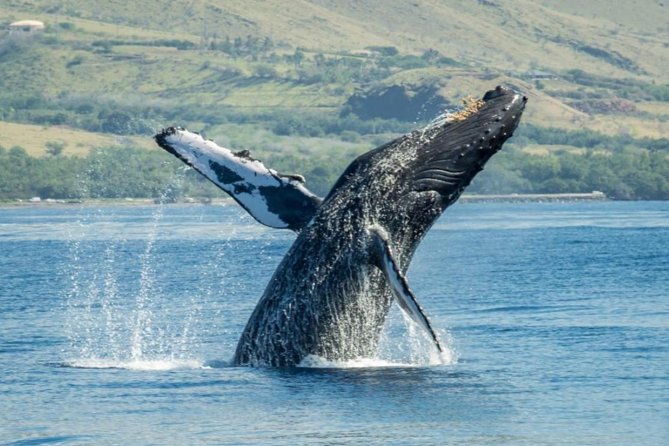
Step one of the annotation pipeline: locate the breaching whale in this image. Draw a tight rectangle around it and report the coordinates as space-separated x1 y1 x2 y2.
155 86 527 366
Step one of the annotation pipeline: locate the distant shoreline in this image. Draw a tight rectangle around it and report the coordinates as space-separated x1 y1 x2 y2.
459 191 607 203
0 192 615 209
0 197 234 209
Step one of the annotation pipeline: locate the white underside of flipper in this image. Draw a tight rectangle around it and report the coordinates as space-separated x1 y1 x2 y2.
155 128 320 230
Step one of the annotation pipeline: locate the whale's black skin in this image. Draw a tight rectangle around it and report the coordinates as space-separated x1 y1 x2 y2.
230 87 527 366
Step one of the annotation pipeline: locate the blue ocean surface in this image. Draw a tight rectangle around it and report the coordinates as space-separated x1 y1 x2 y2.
1 201 667 445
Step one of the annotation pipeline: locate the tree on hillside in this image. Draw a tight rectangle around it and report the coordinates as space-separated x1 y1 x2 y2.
45 141 65 156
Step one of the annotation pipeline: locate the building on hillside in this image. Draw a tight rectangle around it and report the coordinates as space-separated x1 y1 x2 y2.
8 20 45 33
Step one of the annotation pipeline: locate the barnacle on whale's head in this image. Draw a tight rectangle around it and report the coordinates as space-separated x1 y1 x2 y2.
448 96 486 122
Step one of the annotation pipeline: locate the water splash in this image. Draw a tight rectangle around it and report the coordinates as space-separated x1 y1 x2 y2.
299 312 457 369
129 197 164 360
376 304 457 366
62 171 216 368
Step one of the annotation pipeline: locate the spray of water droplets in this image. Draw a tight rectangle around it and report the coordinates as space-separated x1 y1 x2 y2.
61 170 241 370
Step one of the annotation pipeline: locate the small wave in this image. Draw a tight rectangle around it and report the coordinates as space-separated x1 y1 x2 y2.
61 358 207 371
298 351 455 369
7 435 89 445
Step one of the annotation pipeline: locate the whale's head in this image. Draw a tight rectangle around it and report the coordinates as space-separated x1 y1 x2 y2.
322 86 526 253
408 85 527 209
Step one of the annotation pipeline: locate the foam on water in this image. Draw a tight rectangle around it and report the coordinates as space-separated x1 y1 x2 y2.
299 355 417 368
298 351 454 369
62 358 207 371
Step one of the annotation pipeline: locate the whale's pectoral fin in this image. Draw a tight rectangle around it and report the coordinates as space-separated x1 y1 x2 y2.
155 127 322 231
368 226 443 353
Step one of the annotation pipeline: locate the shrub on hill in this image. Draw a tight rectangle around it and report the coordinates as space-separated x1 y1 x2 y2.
0 143 667 201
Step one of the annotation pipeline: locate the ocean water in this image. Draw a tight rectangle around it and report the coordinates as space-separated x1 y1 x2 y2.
1 201 667 445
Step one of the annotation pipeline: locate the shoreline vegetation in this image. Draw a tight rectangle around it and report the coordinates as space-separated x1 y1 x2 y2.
0 192 612 209
1 143 668 201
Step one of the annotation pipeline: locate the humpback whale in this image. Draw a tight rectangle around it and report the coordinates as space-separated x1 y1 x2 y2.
155 86 527 366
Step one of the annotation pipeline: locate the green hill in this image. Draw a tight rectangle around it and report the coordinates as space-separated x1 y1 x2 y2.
0 0 667 199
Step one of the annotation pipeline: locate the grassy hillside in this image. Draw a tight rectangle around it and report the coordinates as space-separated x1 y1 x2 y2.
0 121 152 156
3 0 668 74
0 0 667 199
2 1 668 136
